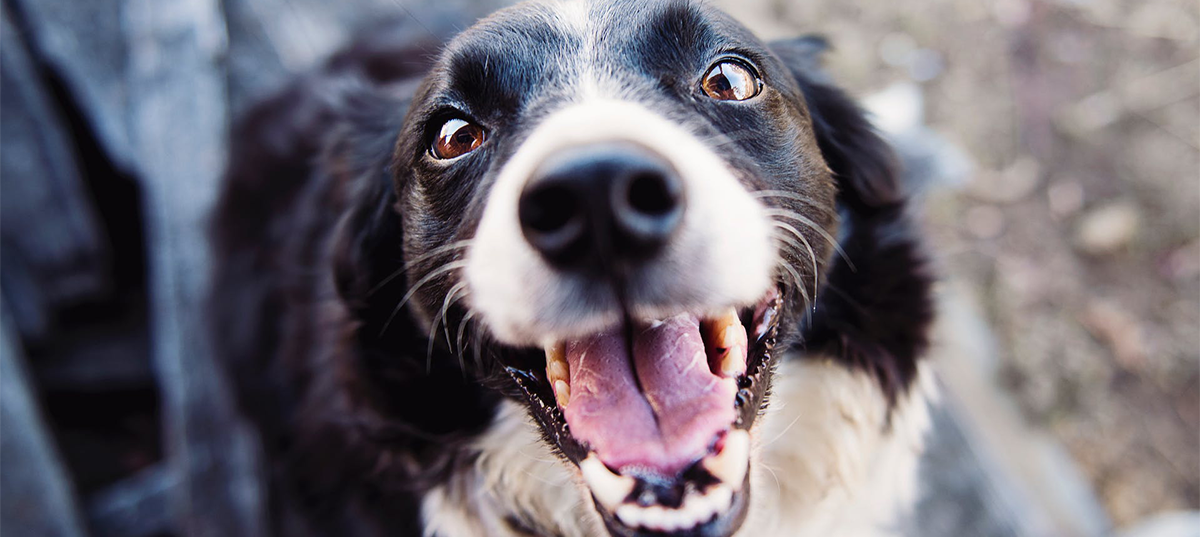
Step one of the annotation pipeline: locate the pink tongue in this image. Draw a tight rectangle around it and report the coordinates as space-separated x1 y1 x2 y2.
562 314 738 477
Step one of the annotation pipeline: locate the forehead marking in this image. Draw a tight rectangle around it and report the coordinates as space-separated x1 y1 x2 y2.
551 0 608 100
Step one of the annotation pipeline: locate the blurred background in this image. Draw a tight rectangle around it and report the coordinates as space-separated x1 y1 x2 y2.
0 0 1196 536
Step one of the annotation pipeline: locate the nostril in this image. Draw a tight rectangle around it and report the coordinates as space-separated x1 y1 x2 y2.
613 168 684 245
519 180 588 266
522 184 577 234
626 172 681 217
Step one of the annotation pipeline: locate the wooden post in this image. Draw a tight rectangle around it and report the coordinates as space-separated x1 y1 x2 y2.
0 304 90 537
122 0 265 534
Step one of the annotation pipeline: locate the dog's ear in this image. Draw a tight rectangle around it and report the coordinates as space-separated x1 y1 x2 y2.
770 36 902 209
331 176 402 315
323 82 410 320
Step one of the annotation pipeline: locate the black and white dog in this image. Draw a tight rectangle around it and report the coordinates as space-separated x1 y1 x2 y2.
211 1 936 535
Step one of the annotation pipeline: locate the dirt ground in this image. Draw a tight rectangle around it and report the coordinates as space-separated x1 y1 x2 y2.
717 0 1200 527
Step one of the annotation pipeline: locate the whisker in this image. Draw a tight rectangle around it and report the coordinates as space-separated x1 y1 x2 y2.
770 222 820 308
379 260 468 337
759 461 783 499
764 209 856 272
472 322 485 372
440 282 469 347
427 282 468 372
762 412 804 449
368 240 473 297
455 310 478 367
776 258 811 308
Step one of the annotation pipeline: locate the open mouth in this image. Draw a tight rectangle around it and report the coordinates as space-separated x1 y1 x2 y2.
506 288 783 536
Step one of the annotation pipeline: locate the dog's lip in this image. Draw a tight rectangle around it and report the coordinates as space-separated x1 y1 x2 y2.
502 287 784 537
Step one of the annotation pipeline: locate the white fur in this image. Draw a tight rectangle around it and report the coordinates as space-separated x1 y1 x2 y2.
422 356 936 537
465 98 777 347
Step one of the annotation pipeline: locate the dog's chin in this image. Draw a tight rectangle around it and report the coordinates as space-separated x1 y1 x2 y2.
502 287 784 537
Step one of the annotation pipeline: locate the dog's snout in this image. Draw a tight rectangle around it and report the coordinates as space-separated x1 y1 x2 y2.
518 143 684 269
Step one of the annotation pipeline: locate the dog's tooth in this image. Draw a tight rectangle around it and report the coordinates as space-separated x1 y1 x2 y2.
641 506 667 530
553 380 571 408
702 430 750 490
708 484 734 512
680 492 706 524
547 359 568 383
704 309 740 340
545 343 565 366
580 455 635 511
616 505 641 528
545 342 570 396
718 342 746 377
704 309 747 378
719 319 746 349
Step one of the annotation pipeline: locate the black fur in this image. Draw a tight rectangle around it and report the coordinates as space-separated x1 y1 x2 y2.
773 37 935 405
210 3 933 535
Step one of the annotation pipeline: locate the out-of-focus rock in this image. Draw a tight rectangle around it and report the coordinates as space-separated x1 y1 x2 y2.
1047 179 1085 219
1080 299 1148 370
1074 201 1141 255
1159 239 1200 282
967 157 1042 204
966 205 1007 239
1116 511 1200 537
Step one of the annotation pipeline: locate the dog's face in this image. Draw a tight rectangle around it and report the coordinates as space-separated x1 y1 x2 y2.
391 1 839 535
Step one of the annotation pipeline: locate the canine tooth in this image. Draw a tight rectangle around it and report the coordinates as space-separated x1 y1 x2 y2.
545 342 570 403
545 343 566 374
580 455 635 510
719 321 745 349
704 309 747 378
547 359 568 383
553 380 571 408
702 430 750 490
718 341 746 377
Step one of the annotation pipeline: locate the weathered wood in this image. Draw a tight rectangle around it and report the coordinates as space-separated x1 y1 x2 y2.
86 464 178 537
7 0 133 169
0 10 108 342
221 0 508 112
122 0 265 534
0 304 91 537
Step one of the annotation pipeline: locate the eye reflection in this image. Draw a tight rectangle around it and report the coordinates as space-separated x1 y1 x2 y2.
701 60 761 101
432 118 486 160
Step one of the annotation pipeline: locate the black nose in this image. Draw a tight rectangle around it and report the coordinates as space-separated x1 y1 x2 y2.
518 143 685 270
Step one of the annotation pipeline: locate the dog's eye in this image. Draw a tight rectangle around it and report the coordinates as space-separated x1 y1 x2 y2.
701 60 761 101
432 118 486 160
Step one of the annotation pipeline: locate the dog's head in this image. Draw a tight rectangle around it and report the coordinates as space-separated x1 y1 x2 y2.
338 1 900 535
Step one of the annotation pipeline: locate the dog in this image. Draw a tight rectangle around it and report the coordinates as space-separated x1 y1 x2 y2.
211 1 936 535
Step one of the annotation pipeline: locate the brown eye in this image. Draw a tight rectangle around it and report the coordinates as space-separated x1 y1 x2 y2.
701 60 761 101
432 118 486 159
